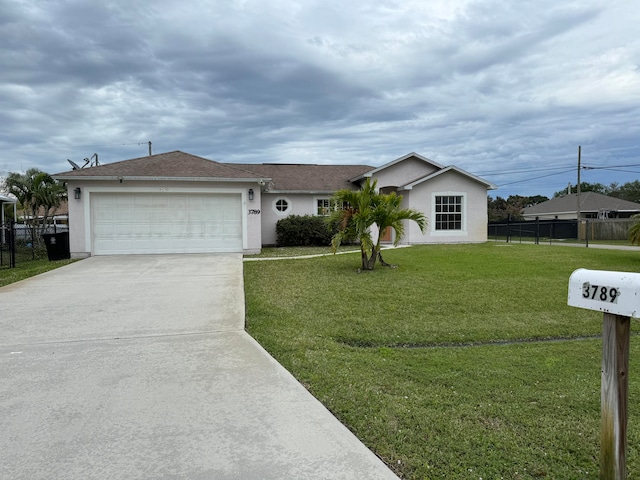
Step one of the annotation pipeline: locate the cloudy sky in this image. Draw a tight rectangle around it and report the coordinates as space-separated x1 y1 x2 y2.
1 0 639 198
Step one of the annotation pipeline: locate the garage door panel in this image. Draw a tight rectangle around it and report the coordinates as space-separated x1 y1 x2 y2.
91 193 243 255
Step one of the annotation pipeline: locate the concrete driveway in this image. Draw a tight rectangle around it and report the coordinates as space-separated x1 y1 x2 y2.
1 254 397 480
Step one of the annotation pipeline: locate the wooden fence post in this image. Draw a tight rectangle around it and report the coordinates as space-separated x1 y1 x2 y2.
601 313 630 479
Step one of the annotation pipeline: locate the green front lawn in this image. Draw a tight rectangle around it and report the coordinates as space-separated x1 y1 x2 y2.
244 243 640 479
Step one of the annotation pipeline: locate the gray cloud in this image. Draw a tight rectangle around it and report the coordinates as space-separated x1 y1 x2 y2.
1 0 639 198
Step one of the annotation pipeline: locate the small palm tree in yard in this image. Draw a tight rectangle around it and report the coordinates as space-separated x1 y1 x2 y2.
629 214 640 245
329 178 427 271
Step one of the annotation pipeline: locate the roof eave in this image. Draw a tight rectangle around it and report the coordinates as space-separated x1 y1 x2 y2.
523 210 577 216
53 175 270 183
264 190 338 195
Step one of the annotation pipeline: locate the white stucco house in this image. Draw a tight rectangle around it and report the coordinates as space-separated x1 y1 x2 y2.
53 151 497 257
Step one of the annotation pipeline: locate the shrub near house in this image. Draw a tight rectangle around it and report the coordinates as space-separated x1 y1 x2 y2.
276 215 333 247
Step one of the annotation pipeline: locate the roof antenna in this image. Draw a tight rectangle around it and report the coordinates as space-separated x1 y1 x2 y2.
67 159 81 170
148 141 152 156
67 153 99 170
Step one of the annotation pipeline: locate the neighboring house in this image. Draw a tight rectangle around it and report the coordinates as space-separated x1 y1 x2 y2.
522 192 640 221
53 151 497 257
1 194 17 225
1 194 17 244
18 201 69 226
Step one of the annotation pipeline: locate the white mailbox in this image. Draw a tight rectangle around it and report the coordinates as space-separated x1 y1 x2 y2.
568 268 640 318
569 268 639 478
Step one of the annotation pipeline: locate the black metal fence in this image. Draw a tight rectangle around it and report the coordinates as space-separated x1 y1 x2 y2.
1 222 69 269
0 221 16 268
488 219 579 244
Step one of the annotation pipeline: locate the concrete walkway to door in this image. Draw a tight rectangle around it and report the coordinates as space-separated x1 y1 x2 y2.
0 254 398 480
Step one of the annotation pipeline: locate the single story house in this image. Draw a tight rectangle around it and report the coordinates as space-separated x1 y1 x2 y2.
53 151 497 256
1 194 17 225
522 192 640 221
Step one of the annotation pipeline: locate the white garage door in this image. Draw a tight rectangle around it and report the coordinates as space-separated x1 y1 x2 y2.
91 193 243 255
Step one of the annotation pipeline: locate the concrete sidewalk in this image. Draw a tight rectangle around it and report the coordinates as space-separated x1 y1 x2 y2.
0 255 398 479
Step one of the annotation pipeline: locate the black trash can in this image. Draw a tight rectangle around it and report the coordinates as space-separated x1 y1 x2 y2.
42 232 70 261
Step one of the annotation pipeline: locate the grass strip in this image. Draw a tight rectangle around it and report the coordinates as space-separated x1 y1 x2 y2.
0 257 76 288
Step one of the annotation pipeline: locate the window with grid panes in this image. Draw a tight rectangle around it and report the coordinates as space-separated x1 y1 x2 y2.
316 198 330 216
435 195 463 230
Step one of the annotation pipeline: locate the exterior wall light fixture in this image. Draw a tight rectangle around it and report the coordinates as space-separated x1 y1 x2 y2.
74 187 81 200
248 188 254 201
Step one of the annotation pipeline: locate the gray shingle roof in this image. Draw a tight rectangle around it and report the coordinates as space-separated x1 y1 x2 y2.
52 150 494 194
53 151 374 192
228 163 374 192
523 192 640 215
54 151 264 181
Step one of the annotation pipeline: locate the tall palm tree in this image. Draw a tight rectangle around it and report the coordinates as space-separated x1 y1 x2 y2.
329 178 427 270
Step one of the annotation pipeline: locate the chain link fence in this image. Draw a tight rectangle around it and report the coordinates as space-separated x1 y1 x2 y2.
1 222 69 269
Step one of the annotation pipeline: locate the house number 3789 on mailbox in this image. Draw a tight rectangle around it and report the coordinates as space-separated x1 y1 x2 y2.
568 268 640 479
569 269 640 317
581 282 620 304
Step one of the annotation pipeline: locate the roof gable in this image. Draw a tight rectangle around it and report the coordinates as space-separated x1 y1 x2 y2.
53 151 264 181
350 152 445 182
523 192 640 215
401 166 498 190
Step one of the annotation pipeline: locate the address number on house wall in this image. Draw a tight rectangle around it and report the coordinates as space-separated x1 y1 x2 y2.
582 283 620 303
248 209 261 215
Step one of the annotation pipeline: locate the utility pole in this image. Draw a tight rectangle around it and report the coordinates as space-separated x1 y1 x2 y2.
577 146 581 221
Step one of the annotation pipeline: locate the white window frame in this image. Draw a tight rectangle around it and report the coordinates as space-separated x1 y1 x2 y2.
315 197 331 216
272 196 291 215
431 192 467 236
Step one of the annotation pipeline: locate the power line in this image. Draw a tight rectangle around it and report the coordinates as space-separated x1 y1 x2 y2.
584 162 640 170
497 168 576 187
476 164 574 176
596 168 640 174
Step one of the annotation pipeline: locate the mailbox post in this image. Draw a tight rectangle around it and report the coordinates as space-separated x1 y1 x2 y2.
568 269 640 479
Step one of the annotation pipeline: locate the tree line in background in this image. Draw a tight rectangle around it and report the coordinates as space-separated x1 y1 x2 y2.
488 180 640 222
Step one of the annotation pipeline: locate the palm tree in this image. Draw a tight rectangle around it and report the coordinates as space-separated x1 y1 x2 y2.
371 190 427 267
3 169 67 241
329 178 427 270
628 214 640 245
